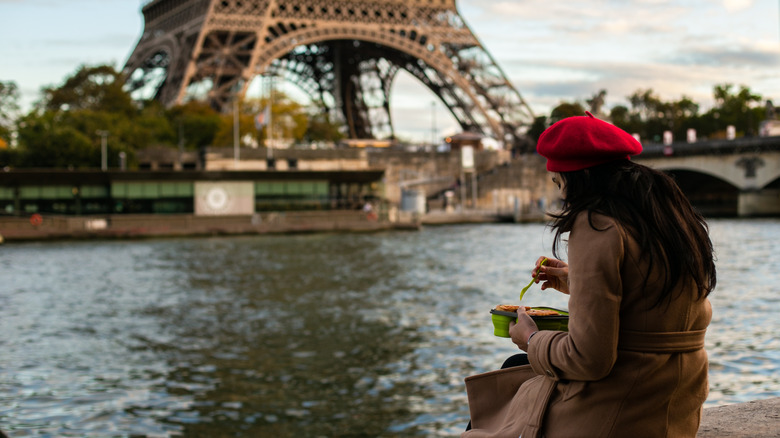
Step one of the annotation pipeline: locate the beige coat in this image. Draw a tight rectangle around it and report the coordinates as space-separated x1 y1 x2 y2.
465 212 711 438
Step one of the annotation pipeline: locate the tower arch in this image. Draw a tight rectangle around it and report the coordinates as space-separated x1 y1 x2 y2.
123 0 536 150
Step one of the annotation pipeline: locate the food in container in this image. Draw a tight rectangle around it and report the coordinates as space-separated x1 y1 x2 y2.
490 305 569 337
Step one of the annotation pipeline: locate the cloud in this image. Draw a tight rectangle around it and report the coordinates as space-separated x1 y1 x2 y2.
475 0 689 35
500 55 777 114
671 45 780 68
722 0 754 12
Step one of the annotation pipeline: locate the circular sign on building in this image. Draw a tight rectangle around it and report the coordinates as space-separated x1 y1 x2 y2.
205 187 230 212
195 181 254 216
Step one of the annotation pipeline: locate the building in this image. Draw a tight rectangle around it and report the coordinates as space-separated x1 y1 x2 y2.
0 169 384 217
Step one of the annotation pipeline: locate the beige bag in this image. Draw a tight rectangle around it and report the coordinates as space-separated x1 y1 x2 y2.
463 365 556 438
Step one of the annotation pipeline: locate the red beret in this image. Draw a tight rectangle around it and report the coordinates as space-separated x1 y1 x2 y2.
536 112 642 172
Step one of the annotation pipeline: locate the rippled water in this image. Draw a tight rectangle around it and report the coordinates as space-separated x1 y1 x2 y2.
1 219 778 436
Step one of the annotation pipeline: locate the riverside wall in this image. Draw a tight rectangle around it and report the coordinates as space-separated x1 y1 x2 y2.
0 210 421 243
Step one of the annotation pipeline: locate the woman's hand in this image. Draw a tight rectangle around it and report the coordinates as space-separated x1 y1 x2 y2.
509 311 538 352
534 256 570 295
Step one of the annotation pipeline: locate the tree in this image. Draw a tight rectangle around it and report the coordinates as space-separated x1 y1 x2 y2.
618 89 697 142
706 84 763 137
0 81 20 147
550 102 585 124
16 112 95 168
14 64 177 168
609 105 631 129
527 116 548 143
167 101 221 149
666 96 699 140
305 103 345 144
132 99 177 148
212 93 310 148
627 89 663 122
269 94 308 143
39 65 136 116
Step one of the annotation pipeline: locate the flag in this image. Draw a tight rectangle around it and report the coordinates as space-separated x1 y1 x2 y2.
254 106 270 130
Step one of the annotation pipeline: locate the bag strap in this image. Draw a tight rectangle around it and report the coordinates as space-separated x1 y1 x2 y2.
521 376 557 438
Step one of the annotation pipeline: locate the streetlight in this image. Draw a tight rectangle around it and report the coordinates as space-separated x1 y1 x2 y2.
96 130 109 171
233 99 240 169
431 101 436 148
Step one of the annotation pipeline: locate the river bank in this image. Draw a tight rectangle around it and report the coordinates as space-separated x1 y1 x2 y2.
0 210 421 242
0 209 551 243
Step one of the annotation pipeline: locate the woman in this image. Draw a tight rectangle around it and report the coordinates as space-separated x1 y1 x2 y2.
464 112 716 437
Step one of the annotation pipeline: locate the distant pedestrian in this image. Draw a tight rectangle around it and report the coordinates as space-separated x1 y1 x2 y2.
363 201 377 221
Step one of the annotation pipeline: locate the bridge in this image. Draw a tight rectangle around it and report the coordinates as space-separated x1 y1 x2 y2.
635 136 780 217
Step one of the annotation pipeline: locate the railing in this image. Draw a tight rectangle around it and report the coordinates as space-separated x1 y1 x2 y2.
639 135 780 158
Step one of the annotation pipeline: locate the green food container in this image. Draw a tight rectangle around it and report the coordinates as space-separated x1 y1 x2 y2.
490 307 569 338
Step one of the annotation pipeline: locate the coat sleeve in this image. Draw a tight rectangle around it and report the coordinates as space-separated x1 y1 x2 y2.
528 213 625 381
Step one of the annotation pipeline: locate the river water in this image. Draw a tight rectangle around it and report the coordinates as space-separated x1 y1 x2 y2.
1 219 778 437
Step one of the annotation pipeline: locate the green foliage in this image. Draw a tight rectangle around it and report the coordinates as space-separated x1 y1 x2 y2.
0 147 19 167
10 64 219 168
10 63 338 168
276 97 310 142
604 84 762 142
212 101 256 148
16 112 95 168
40 65 136 116
608 105 631 128
632 90 698 141
10 65 146 168
550 102 585 124
7 62 770 168
134 100 177 147
212 93 316 148
168 101 221 149
540 84 766 146
527 116 548 143
0 81 20 146
305 104 345 143
707 84 763 137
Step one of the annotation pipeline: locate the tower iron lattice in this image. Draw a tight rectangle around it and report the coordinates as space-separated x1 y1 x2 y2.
124 0 536 150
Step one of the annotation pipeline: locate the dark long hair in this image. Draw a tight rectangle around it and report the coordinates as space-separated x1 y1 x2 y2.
550 159 716 307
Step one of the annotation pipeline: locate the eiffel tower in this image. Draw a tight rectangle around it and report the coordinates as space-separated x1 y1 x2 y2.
123 0 536 150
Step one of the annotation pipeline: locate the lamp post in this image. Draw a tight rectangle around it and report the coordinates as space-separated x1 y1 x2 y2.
267 74 275 153
431 101 436 148
233 99 240 169
96 130 109 171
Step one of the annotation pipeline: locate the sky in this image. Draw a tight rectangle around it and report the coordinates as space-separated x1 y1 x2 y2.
1 0 779 142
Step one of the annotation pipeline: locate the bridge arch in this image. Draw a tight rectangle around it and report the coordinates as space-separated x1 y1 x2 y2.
637 148 780 217
658 168 739 217
762 174 780 189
